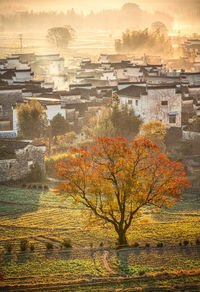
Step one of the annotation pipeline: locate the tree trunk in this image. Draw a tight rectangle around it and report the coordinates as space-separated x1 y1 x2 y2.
117 228 128 247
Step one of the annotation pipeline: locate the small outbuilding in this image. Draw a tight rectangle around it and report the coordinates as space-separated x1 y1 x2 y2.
0 139 46 182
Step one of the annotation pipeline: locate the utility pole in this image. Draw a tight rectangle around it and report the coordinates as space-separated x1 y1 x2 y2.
19 34 23 53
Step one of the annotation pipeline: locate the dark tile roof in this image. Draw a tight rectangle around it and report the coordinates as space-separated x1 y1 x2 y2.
147 85 177 90
181 72 200 75
22 88 52 93
16 69 31 72
69 83 92 88
0 85 22 91
0 139 30 152
0 70 15 80
118 81 145 85
0 139 45 153
60 89 81 96
118 85 147 96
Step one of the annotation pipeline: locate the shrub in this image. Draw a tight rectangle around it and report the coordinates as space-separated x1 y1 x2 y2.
179 242 182 246
30 244 35 252
45 242 53 250
4 242 13 253
99 242 104 248
62 238 72 248
44 185 49 190
138 270 146 276
196 239 200 245
20 239 29 251
145 243 150 248
133 242 139 248
183 240 189 246
157 242 163 248
45 153 71 176
90 242 93 248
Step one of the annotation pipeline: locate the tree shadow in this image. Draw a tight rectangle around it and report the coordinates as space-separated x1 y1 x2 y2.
156 247 164 256
0 186 43 218
132 247 141 256
58 248 72 260
116 249 132 275
1 253 15 266
16 252 34 265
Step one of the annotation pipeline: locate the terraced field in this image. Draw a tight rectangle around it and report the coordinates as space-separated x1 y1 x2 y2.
0 185 200 290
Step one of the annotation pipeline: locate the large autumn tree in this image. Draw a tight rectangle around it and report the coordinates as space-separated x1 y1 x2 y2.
55 137 189 246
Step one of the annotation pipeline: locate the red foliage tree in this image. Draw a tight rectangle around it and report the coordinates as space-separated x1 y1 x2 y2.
55 137 190 246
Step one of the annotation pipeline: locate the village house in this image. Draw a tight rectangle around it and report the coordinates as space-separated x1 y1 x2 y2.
182 39 200 59
181 72 200 85
118 84 183 128
0 86 23 131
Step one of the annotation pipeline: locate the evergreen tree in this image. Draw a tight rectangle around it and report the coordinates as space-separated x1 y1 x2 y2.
50 113 69 142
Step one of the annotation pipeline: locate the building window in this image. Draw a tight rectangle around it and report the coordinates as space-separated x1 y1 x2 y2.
135 100 138 106
128 100 132 105
169 115 176 123
161 101 168 105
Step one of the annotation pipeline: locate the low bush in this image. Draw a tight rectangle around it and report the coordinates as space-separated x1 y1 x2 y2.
133 242 139 248
4 242 13 254
183 240 189 246
99 242 104 248
30 244 35 252
145 243 150 248
196 239 200 245
61 238 72 248
157 242 163 248
138 270 146 276
45 153 71 177
45 242 53 250
20 239 29 251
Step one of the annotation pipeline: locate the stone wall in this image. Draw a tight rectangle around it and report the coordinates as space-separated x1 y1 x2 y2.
182 130 200 140
0 144 46 182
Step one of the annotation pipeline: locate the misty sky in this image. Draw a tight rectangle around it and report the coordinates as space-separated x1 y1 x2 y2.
1 0 200 14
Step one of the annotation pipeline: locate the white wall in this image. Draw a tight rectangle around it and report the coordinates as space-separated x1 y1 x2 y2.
14 71 32 82
141 88 182 128
46 104 66 121
182 130 200 140
120 95 141 117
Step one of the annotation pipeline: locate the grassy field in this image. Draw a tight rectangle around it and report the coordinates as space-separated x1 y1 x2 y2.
0 185 200 290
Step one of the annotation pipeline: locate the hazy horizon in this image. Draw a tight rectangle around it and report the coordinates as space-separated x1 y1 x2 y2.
0 0 199 15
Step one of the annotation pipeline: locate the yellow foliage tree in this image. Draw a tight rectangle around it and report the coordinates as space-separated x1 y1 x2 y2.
139 121 166 152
